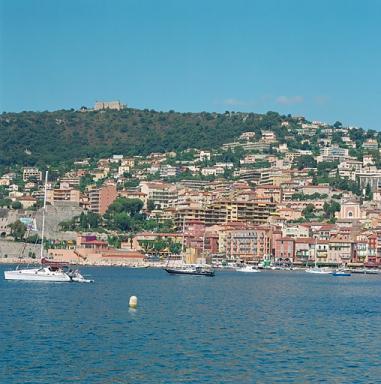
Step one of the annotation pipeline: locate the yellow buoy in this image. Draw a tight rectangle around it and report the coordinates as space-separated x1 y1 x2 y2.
129 295 138 309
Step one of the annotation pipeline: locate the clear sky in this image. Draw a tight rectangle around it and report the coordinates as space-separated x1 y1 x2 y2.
1 0 380 129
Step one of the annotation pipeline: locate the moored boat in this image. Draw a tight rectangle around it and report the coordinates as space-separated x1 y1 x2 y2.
4 265 72 282
332 270 351 277
305 267 332 274
235 265 260 273
165 265 215 277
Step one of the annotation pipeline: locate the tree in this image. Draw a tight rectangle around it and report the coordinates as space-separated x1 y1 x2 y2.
333 121 343 129
147 199 156 211
113 212 133 231
302 204 315 220
365 183 373 201
106 197 143 217
79 174 94 192
294 155 317 170
323 200 341 223
11 201 22 210
8 220 27 240
0 198 12 208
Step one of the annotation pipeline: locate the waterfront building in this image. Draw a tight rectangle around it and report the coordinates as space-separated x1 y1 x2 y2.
274 237 295 261
224 226 272 261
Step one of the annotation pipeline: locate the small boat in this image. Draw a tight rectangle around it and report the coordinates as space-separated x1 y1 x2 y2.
235 265 260 273
332 270 351 277
68 269 94 283
305 267 332 274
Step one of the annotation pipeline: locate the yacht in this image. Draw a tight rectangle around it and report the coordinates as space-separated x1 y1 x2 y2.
165 264 215 277
164 219 214 277
4 265 72 282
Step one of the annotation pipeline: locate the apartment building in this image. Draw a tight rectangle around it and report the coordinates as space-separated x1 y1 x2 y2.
88 184 117 214
23 167 42 182
140 182 178 209
238 169 271 185
224 227 272 261
46 188 80 205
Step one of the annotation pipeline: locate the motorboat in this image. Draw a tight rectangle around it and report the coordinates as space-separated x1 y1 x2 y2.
69 269 94 283
235 265 260 273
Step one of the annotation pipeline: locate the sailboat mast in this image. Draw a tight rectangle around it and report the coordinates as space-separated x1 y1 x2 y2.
40 171 48 261
181 216 185 254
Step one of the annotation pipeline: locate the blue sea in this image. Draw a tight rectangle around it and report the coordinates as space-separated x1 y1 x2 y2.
1 266 380 383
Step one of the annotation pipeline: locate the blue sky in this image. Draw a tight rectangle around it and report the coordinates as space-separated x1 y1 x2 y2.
1 0 380 128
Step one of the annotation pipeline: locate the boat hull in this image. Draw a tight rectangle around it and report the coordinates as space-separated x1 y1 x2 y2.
4 269 72 282
164 268 215 277
332 272 351 277
236 268 260 273
305 269 332 274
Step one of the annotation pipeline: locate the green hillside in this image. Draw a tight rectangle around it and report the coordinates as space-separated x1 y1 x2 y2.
0 108 286 166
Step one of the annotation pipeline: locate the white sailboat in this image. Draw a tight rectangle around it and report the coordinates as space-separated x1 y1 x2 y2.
4 172 72 282
305 238 332 275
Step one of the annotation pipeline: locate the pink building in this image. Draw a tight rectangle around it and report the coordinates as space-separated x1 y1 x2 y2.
224 226 272 261
274 237 295 261
89 184 117 214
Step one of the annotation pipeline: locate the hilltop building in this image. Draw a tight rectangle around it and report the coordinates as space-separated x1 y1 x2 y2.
94 101 125 111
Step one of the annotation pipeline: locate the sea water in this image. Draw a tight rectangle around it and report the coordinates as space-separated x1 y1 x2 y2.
1 266 380 383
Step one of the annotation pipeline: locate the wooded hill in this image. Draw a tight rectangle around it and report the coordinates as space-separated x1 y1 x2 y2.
0 108 288 166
